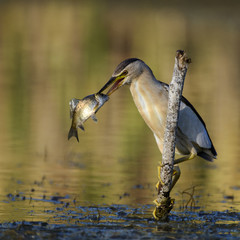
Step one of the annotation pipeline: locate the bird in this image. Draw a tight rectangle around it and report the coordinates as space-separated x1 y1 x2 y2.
98 57 217 198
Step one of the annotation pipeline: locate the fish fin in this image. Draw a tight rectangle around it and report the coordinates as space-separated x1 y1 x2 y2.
79 124 85 131
69 98 80 119
91 114 98 122
68 126 79 142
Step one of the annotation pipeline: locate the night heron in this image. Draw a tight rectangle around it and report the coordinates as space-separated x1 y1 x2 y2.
98 58 217 195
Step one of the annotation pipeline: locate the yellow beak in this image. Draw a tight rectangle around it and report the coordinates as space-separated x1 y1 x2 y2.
98 73 127 96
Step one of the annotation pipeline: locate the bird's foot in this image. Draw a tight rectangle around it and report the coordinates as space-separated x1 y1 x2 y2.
153 197 175 221
156 165 181 192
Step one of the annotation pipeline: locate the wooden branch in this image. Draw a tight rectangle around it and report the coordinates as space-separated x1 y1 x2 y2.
154 50 191 221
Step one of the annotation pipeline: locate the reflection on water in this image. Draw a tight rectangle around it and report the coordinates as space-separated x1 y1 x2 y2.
0 1 239 223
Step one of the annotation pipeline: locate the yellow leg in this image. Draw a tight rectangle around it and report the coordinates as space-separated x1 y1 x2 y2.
153 165 180 220
153 199 161 207
171 165 181 190
155 165 164 191
174 151 197 165
155 165 181 193
153 150 196 219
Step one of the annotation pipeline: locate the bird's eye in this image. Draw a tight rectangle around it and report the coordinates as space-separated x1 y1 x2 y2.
122 70 128 75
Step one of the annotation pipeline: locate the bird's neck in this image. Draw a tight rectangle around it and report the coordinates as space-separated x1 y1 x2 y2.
129 72 168 140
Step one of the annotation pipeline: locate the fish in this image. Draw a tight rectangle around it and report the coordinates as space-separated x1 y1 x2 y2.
68 93 109 142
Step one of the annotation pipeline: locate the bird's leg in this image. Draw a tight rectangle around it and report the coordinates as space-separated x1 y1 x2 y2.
155 165 181 194
153 150 194 213
174 150 197 165
154 164 164 208
153 164 181 219
155 165 164 192
153 165 180 210
171 165 181 190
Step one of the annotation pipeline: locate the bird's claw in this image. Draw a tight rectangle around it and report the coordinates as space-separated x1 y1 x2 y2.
153 197 175 221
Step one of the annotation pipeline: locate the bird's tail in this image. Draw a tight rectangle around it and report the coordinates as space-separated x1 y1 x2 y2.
68 126 79 142
198 146 217 162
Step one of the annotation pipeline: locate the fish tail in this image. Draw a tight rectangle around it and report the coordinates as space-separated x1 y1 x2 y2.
68 126 79 142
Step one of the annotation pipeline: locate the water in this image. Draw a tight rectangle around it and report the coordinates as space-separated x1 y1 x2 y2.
0 1 239 238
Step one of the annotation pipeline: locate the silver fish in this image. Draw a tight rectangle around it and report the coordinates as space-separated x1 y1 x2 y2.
68 93 109 142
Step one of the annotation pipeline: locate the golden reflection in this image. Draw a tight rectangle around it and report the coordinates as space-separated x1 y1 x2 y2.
0 1 239 221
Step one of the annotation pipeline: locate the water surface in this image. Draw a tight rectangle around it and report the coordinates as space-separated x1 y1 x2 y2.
0 1 239 238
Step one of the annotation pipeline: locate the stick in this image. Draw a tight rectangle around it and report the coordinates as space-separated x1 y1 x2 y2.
153 50 191 221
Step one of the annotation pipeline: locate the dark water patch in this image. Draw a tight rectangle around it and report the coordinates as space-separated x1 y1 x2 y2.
0 201 239 239
132 184 145 189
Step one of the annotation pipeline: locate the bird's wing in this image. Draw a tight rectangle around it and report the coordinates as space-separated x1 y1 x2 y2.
178 97 212 149
160 82 216 156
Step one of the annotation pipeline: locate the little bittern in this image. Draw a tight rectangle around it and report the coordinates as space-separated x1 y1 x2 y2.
99 58 217 188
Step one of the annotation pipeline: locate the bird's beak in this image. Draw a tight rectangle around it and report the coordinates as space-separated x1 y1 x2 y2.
98 73 127 96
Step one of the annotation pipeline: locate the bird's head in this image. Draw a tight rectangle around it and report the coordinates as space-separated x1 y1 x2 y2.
98 58 146 95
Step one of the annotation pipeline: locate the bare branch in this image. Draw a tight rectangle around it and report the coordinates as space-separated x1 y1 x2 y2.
153 50 191 221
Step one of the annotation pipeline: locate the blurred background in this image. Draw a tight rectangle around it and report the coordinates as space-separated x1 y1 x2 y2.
0 0 239 221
